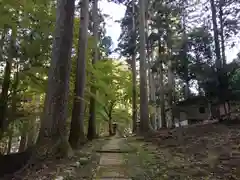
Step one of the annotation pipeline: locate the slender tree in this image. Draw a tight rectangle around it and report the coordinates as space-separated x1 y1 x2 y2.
219 0 226 67
87 0 99 140
167 30 174 128
69 0 90 148
0 30 16 133
131 0 137 133
158 38 166 128
210 0 222 70
139 0 150 133
181 1 190 99
7 64 19 153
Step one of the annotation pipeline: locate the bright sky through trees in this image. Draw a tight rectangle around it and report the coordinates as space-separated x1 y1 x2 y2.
99 0 240 62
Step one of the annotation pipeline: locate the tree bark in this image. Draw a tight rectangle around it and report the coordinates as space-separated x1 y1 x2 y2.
146 10 155 130
0 61 12 130
69 0 90 148
131 0 137 134
219 2 229 115
27 118 37 148
147 42 156 129
167 30 174 128
131 53 137 133
36 0 75 158
0 31 15 133
139 0 150 133
0 28 6 62
210 0 222 70
210 0 225 118
19 123 28 153
181 0 189 100
7 129 13 154
108 115 113 136
158 38 166 128
27 95 40 147
87 0 98 140
149 73 156 129
219 2 226 67
7 63 19 154
104 101 115 136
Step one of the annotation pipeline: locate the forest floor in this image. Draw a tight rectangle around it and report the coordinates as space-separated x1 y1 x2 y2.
14 137 108 180
14 136 134 180
9 123 240 180
124 123 240 180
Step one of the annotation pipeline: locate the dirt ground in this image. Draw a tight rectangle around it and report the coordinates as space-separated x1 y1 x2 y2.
5 123 240 180
125 123 240 180
7 138 107 180
7 137 132 180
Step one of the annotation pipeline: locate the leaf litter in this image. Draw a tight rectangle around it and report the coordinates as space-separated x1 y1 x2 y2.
125 123 240 180
11 138 106 180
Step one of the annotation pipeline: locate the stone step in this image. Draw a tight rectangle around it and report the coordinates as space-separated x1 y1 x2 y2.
94 138 131 180
96 149 136 153
95 165 129 179
94 178 131 180
99 155 124 165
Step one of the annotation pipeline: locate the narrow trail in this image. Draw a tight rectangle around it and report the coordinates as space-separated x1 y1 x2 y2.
94 137 132 180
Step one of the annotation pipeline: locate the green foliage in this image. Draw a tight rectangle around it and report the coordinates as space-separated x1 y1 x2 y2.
87 60 133 127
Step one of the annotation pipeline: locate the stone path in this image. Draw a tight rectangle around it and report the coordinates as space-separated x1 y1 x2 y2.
94 137 131 180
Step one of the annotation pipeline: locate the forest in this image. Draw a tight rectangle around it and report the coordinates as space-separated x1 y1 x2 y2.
0 0 240 179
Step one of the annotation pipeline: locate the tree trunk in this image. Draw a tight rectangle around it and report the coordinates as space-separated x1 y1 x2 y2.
138 0 149 133
167 61 173 128
184 80 190 99
149 73 156 129
210 0 222 70
208 102 213 119
131 53 137 133
158 39 166 128
0 31 15 133
7 63 19 154
219 1 228 113
219 1 226 67
19 123 28 153
7 129 13 154
210 0 225 118
146 10 155 130
108 115 113 136
19 99 28 153
87 96 97 140
183 33 189 99
36 0 75 159
105 101 115 136
87 0 98 140
0 28 6 62
181 0 189 100
154 72 160 128
0 61 12 129
147 41 157 130
69 0 90 148
131 0 137 134
27 118 36 148
167 31 174 128
27 95 40 147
